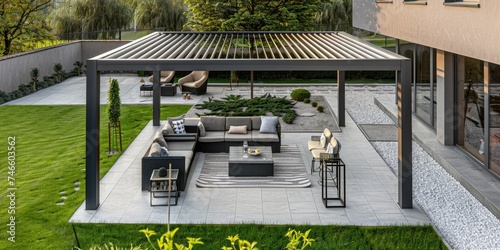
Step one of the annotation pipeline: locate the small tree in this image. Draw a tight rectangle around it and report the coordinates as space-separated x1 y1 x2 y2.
30 68 39 92
53 63 63 82
73 61 84 76
107 78 122 154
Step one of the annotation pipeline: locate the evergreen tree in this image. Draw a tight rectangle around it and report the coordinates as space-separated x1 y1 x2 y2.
184 0 321 31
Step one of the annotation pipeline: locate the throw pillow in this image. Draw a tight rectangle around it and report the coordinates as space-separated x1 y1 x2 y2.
171 118 186 134
259 116 278 133
198 121 206 137
168 114 185 127
320 133 326 148
228 125 247 134
160 146 169 157
162 122 174 136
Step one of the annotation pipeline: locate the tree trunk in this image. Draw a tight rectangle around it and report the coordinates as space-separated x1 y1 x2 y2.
3 36 12 56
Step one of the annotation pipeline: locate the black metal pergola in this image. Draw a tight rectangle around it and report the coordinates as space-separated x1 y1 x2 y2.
86 31 412 210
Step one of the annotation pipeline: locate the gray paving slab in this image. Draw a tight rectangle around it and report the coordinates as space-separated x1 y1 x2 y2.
8 76 431 226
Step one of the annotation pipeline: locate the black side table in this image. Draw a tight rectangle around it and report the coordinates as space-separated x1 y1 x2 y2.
319 153 346 208
150 169 179 206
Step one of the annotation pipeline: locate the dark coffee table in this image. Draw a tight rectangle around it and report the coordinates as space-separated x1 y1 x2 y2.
228 146 274 176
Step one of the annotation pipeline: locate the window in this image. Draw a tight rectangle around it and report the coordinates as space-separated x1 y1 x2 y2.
403 0 427 5
444 0 480 8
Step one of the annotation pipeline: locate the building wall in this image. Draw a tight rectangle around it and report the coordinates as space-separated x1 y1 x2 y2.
0 41 129 93
353 0 500 65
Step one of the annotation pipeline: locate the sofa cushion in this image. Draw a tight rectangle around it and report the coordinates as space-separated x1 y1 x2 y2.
200 116 226 131
148 142 162 157
251 130 279 142
168 150 194 172
225 132 252 142
198 121 206 137
259 116 279 133
198 131 225 142
228 125 247 134
166 141 197 151
225 117 252 130
251 116 261 130
162 122 174 136
154 131 168 148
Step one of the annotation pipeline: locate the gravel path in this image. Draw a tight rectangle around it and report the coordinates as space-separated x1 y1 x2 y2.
345 88 500 250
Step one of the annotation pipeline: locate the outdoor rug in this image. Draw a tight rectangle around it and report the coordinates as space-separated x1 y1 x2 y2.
196 144 311 188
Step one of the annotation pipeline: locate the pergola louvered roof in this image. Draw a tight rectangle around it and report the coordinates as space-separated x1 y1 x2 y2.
93 31 407 71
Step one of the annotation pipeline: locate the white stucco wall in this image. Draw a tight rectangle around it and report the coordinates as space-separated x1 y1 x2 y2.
353 0 500 65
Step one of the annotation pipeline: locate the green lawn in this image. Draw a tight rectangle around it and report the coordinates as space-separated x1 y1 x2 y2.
0 105 445 249
74 224 446 249
0 105 191 249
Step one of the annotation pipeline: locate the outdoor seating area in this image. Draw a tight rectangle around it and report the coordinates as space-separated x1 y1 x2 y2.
141 115 282 192
140 71 177 97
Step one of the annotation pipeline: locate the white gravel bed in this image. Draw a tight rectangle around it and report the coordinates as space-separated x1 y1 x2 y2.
346 88 500 250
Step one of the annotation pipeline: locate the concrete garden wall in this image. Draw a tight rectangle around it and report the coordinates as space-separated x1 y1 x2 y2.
0 40 129 93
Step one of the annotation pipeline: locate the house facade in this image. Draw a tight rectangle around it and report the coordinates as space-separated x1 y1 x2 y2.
353 0 500 178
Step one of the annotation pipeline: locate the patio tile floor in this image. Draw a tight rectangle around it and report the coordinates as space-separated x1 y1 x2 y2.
5 75 431 226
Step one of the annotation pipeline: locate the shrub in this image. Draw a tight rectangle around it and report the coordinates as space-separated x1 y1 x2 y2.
39 81 48 89
290 88 311 101
18 84 32 96
303 98 310 103
0 97 3 104
0 91 11 102
10 90 23 99
107 78 121 126
317 106 324 112
283 110 297 124
53 63 63 82
311 101 318 107
73 61 84 76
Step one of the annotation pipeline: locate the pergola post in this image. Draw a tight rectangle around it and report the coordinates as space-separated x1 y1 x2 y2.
398 60 413 209
85 60 100 210
153 71 161 126
395 39 400 104
337 70 345 127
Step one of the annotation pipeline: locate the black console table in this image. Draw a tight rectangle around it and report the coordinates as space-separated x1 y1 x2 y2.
319 153 346 208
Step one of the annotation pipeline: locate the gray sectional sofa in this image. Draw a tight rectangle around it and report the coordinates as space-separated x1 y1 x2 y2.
141 116 281 191
196 116 281 153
